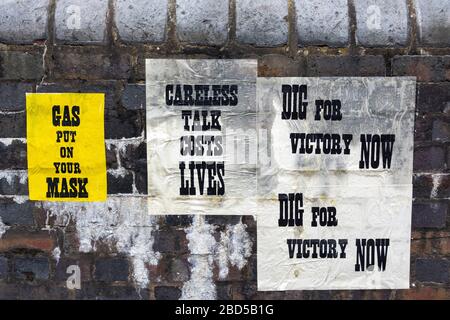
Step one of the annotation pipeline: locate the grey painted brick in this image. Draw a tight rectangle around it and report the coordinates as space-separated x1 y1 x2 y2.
0 51 44 81
295 0 349 47
415 0 450 46
14 257 50 281
236 0 288 47
0 200 35 226
122 84 145 110
176 0 228 45
0 83 34 111
94 258 129 282
412 201 447 228
115 0 167 43
0 0 49 44
55 0 108 44
415 258 449 283
354 0 409 47
0 257 7 279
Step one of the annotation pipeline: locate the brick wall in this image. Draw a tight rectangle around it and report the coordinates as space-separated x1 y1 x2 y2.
0 0 449 300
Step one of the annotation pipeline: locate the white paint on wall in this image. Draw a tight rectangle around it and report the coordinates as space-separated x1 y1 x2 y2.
39 196 160 289
181 215 217 300
52 246 61 264
0 137 27 146
0 216 9 238
0 170 27 185
181 216 253 299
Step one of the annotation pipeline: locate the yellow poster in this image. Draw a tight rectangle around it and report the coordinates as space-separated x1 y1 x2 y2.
26 93 107 201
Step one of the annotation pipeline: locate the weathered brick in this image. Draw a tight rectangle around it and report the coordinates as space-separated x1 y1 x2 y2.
413 146 446 171
78 284 149 300
115 0 167 43
176 0 228 45
432 119 450 142
413 174 433 198
412 201 447 228
0 232 56 253
121 143 146 170
14 256 49 281
0 140 27 170
205 215 241 226
55 257 93 282
415 258 449 283
216 283 232 300
154 230 188 253
106 144 119 169
94 257 129 282
0 200 34 226
154 286 181 300
107 171 134 194
307 55 386 76
295 0 349 47
0 171 28 195
354 0 408 47
236 0 288 47
0 0 48 44
52 48 131 80
397 287 449 300
122 84 145 110
0 83 34 111
133 159 147 194
55 0 108 44
258 54 304 77
417 83 450 114
392 56 450 82
168 257 190 282
0 51 44 80
0 256 7 279
104 109 144 139
414 114 433 142
415 0 450 47
164 215 193 227
0 112 25 138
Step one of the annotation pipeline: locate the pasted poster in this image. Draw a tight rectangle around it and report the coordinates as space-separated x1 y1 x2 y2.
257 77 416 290
146 59 257 215
27 93 107 201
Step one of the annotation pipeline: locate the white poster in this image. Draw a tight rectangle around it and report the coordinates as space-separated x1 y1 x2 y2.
146 59 257 215
257 77 416 290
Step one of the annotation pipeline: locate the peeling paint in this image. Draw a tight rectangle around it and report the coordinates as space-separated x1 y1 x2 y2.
0 137 27 146
217 221 252 279
39 196 160 288
0 170 27 185
52 246 61 264
181 216 217 300
181 216 253 299
431 174 443 199
0 216 9 238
